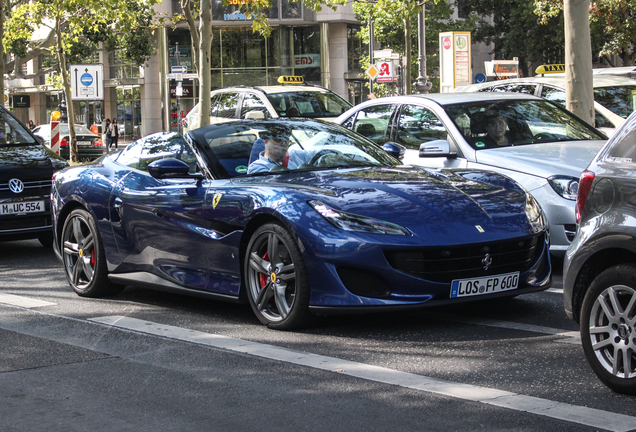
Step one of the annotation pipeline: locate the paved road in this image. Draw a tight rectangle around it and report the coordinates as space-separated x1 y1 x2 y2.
1 240 635 432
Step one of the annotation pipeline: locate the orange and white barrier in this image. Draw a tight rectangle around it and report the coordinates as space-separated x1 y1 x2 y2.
50 120 60 155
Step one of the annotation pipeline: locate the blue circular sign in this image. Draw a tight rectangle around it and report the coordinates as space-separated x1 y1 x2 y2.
474 73 487 84
80 73 93 86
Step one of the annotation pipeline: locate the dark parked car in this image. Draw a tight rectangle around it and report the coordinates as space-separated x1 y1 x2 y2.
52 119 551 330
0 107 68 246
32 123 104 161
564 110 636 395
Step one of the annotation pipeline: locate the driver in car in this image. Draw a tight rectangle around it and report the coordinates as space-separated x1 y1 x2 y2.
247 127 293 174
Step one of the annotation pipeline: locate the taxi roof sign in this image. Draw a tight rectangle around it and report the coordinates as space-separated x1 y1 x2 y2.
278 76 304 84
535 64 565 75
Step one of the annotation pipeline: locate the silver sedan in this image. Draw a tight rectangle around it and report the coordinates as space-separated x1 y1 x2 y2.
335 93 607 257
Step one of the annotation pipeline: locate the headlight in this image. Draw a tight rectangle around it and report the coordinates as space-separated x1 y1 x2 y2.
525 194 546 233
548 175 579 200
308 200 410 236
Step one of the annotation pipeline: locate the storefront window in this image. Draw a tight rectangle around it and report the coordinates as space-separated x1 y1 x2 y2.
110 50 141 79
347 25 365 72
293 26 320 83
282 0 302 18
115 85 141 140
212 0 278 20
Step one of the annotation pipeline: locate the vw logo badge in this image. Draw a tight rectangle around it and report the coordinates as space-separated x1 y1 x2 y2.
481 253 493 271
8 178 24 194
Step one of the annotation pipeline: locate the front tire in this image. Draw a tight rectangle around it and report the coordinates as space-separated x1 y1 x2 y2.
580 264 636 395
244 222 311 330
60 208 123 297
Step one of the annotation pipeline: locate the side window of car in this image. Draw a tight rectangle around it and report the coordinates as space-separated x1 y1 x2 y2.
476 86 495 92
209 94 221 117
137 137 200 173
495 84 537 94
541 86 566 108
604 118 636 161
240 93 269 119
396 105 448 149
351 104 395 145
595 110 613 129
115 141 143 168
216 93 240 119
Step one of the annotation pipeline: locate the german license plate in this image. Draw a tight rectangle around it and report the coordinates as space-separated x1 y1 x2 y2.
77 140 92 146
0 201 45 215
450 272 519 298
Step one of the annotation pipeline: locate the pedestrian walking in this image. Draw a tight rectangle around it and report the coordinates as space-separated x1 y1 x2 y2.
104 118 112 151
110 118 119 150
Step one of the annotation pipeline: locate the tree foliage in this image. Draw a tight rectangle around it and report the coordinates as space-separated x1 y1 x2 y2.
535 0 636 66
352 0 474 94
3 0 160 162
461 0 565 77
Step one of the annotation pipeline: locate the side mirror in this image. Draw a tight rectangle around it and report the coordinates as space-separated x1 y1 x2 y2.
419 140 453 158
245 110 265 119
382 141 406 159
35 135 45 146
148 158 204 180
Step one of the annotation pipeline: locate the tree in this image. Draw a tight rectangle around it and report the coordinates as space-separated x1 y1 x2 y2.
352 0 473 94
4 0 158 162
536 0 636 66
462 0 565 77
177 0 347 129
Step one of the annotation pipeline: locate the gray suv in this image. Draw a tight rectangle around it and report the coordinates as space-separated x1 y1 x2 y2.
564 110 636 395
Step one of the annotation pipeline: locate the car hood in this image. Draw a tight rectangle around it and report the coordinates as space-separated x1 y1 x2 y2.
241 166 537 242
0 144 66 181
475 140 606 179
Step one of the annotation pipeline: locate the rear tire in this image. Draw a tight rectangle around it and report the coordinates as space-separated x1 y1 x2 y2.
244 222 312 330
60 208 124 297
580 264 636 395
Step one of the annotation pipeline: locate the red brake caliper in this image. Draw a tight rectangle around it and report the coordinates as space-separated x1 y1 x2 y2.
259 251 269 288
90 247 96 267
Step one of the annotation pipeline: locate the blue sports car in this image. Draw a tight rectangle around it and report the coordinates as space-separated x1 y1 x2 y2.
52 119 551 329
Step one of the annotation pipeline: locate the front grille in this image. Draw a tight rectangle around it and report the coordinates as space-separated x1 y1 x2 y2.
0 180 51 198
0 213 52 232
385 234 544 283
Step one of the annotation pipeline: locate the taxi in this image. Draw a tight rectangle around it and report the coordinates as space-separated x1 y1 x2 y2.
184 76 352 132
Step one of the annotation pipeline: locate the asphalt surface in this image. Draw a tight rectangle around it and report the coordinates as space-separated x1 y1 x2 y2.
1 239 635 432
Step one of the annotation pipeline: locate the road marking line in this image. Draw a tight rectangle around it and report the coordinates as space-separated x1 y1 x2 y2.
89 315 636 432
547 288 563 294
428 312 581 343
0 293 56 308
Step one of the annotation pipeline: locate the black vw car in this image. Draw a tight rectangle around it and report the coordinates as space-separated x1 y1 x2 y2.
0 107 68 246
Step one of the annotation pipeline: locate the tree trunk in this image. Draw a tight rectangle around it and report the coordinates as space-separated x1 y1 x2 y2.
198 0 212 128
564 0 594 126
55 15 77 162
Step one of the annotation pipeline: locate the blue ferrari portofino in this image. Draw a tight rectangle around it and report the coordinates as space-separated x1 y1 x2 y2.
52 119 551 329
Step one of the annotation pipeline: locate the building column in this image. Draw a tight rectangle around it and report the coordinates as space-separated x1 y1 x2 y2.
326 22 348 99
140 30 165 136
320 22 330 89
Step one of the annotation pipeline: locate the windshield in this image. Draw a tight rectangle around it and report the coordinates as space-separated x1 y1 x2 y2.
443 99 605 150
594 85 636 118
265 91 352 118
0 109 37 146
194 120 400 178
